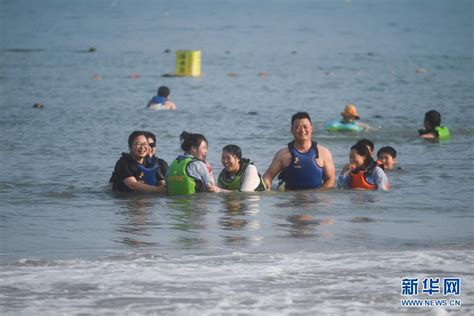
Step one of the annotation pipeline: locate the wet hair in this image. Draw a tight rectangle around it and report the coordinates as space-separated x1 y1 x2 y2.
157 86 170 97
355 138 375 153
351 142 375 165
377 146 397 158
424 110 441 128
222 144 242 160
291 112 312 126
128 131 147 148
179 131 208 152
144 131 156 144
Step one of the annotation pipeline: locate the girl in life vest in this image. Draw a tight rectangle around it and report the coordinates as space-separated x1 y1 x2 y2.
215 144 266 192
166 131 217 196
337 143 389 191
418 110 450 141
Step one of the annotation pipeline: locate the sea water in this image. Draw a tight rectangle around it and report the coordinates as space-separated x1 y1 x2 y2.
0 0 473 314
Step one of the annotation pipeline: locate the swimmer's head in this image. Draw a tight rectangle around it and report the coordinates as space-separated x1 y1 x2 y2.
424 110 441 129
341 103 360 120
157 86 170 97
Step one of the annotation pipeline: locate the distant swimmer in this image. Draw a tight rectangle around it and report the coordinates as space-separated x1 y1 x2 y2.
263 112 336 191
418 110 450 141
147 85 176 110
337 142 389 191
325 103 370 133
212 144 266 192
166 131 217 195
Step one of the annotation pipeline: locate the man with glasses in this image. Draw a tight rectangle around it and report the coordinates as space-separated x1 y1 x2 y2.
109 131 167 193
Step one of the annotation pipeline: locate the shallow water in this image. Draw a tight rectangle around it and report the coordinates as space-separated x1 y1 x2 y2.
1 0 473 314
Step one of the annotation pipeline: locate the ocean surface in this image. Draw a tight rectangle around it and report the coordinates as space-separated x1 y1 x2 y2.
1 0 473 314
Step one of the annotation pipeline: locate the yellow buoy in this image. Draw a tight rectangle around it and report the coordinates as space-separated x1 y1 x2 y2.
176 50 201 77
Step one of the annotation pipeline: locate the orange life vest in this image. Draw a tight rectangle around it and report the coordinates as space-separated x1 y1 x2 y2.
349 170 377 190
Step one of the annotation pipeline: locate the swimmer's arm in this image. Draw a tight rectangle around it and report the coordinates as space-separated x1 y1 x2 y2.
337 173 350 189
164 100 176 110
420 133 436 139
319 147 335 190
262 149 286 191
339 163 353 175
372 168 389 191
358 122 371 132
240 164 261 192
123 177 166 193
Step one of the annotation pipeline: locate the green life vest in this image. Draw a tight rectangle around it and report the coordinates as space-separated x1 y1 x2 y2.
167 157 197 196
435 125 450 140
217 158 266 191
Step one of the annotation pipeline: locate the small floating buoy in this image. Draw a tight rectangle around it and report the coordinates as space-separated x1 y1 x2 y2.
416 67 426 74
88 47 96 53
92 74 102 80
226 72 238 77
33 103 44 109
324 71 334 76
128 73 140 79
258 72 269 79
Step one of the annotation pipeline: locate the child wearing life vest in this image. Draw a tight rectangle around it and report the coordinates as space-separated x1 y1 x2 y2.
338 143 389 191
418 110 450 140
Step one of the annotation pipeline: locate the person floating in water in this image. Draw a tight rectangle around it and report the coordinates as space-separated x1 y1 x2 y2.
263 112 336 191
338 142 389 191
325 103 370 133
147 85 176 110
418 110 450 141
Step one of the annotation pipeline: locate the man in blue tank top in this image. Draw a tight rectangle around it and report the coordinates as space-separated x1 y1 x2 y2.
263 112 336 190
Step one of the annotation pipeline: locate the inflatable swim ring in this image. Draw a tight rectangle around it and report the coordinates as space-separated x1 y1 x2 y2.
325 120 363 133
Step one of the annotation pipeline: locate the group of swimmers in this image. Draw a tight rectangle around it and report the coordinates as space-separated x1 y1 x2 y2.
109 110 449 195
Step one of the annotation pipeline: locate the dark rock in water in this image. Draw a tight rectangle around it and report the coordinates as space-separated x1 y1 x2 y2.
161 73 184 77
88 47 96 53
33 103 44 109
373 114 383 119
291 50 298 55
6 48 43 53
350 216 375 223
163 49 171 53
248 111 258 115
